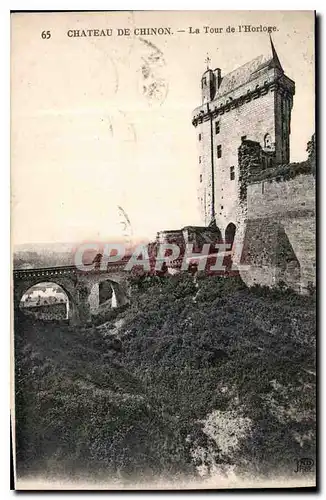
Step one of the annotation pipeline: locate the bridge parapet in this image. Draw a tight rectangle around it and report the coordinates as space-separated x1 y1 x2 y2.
13 266 77 281
13 263 130 280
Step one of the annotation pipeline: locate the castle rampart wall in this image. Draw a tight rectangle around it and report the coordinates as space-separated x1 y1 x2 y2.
240 173 315 292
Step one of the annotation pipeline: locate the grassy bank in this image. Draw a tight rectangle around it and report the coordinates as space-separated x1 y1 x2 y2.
14 274 316 483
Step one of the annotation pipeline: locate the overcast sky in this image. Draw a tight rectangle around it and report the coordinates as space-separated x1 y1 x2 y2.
11 10 315 247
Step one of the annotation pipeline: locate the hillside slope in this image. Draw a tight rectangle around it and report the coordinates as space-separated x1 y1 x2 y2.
14 274 316 485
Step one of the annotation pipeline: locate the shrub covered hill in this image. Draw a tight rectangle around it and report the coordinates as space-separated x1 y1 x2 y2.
14 274 316 486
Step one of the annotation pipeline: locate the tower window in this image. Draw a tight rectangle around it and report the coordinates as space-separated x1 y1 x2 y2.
217 145 222 158
199 156 202 164
221 205 224 210
202 77 207 88
215 121 220 134
264 133 272 149
200 174 202 183
199 133 202 141
230 166 235 180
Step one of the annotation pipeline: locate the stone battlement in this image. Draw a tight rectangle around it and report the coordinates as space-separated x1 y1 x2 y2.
192 75 295 127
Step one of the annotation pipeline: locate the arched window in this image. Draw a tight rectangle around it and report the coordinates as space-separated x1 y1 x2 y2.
264 133 272 149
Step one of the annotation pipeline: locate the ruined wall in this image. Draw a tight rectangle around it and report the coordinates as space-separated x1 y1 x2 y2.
240 172 315 293
156 229 184 245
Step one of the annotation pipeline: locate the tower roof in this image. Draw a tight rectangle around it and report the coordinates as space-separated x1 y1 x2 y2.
216 37 284 98
269 35 283 71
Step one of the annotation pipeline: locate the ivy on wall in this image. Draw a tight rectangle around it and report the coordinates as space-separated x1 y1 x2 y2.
246 133 316 184
249 160 313 184
238 140 262 203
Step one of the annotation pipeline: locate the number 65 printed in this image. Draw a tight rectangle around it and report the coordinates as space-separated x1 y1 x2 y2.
41 30 51 39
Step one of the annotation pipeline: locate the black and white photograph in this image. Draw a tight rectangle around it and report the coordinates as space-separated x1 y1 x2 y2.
11 10 316 490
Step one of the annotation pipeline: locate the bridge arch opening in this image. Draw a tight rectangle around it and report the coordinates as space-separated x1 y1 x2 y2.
88 280 115 314
19 282 70 321
99 280 114 305
87 279 128 316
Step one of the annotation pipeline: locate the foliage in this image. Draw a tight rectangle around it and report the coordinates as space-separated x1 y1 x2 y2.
306 133 316 167
14 274 316 483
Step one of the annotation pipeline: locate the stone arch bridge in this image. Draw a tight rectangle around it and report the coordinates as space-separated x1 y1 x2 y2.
13 263 131 325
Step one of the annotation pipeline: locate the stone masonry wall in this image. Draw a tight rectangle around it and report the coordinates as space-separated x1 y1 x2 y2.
213 90 276 234
240 173 315 292
196 89 276 230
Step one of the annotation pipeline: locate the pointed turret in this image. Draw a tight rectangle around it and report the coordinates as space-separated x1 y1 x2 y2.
269 35 284 73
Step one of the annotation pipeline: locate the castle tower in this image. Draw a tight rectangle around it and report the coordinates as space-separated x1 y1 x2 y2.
192 38 295 232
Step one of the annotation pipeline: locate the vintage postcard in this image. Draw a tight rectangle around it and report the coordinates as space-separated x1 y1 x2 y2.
11 10 316 490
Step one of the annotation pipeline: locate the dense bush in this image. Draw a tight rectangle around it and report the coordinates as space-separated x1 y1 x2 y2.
14 274 316 483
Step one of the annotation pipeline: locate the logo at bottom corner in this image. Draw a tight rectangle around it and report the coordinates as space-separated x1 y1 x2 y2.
294 458 315 474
